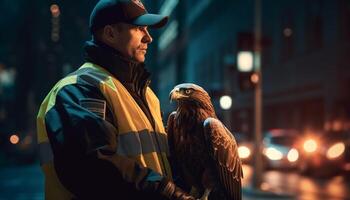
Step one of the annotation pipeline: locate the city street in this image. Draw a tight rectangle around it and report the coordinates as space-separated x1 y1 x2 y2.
0 163 349 200
1 0 350 200
242 165 350 200
0 163 43 200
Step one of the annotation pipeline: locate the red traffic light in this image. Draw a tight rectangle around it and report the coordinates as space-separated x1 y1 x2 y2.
238 72 258 91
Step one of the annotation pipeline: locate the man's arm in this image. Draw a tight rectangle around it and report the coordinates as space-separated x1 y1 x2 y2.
44 83 194 199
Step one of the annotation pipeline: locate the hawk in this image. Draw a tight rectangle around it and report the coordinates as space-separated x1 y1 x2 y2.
167 83 243 200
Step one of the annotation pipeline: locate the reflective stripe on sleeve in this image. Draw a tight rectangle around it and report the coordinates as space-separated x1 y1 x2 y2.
117 130 168 157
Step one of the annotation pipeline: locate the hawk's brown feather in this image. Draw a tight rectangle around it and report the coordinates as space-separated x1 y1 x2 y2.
167 83 243 200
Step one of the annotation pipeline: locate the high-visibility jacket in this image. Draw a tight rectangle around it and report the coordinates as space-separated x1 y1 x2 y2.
36 62 172 199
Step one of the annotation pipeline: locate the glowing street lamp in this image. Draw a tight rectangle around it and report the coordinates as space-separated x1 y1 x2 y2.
237 51 254 72
50 4 60 17
10 134 20 145
219 95 232 110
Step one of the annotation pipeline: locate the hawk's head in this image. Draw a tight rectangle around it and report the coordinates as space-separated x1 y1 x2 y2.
169 83 216 116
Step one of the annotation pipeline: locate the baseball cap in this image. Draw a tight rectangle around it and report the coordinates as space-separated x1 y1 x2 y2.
89 0 168 33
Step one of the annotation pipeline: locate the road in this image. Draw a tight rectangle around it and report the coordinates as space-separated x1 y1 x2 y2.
0 163 43 200
242 165 350 200
0 163 349 200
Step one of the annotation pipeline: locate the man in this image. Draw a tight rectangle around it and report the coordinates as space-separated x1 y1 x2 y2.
36 0 195 199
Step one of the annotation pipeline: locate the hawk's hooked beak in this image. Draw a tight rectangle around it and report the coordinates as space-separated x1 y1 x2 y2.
169 87 186 102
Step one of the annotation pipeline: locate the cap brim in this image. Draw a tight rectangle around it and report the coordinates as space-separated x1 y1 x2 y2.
132 14 168 28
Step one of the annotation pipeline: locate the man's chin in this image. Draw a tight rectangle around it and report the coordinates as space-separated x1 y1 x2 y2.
133 55 145 63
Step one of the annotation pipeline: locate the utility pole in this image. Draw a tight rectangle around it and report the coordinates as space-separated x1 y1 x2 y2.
252 0 263 189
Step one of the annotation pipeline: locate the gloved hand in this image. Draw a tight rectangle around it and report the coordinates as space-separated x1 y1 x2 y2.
159 178 196 200
171 185 196 200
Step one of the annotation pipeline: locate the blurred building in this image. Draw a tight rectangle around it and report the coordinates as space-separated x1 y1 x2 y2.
1 0 349 144
0 0 97 152
153 0 350 137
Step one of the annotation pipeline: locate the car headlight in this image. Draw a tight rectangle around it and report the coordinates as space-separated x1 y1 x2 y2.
238 145 251 159
287 148 299 162
303 139 318 153
326 142 345 159
264 147 283 160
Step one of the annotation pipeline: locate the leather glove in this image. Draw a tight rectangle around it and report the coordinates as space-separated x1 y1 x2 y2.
171 185 196 200
159 178 196 200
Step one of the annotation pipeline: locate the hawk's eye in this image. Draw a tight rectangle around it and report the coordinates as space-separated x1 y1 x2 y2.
185 89 191 95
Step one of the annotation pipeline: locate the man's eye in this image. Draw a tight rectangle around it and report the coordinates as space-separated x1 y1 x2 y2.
137 26 147 31
185 89 191 94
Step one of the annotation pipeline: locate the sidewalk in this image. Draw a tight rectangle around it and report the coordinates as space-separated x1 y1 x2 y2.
243 186 295 200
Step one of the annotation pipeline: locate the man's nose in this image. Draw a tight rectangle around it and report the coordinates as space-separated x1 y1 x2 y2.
142 29 153 43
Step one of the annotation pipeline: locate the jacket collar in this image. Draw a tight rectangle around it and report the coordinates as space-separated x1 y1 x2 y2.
84 40 151 94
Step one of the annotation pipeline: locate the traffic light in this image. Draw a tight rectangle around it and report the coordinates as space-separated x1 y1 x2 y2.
236 32 257 92
238 72 259 91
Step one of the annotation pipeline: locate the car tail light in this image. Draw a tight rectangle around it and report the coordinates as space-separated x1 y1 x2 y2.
326 142 345 159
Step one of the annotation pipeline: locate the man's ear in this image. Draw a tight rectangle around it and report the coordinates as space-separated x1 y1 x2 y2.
102 25 117 46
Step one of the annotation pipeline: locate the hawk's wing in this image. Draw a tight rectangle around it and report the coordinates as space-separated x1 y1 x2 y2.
167 111 195 192
166 111 177 160
203 118 243 200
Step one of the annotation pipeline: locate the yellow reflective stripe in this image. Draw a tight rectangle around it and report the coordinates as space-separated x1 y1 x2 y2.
79 62 107 72
36 75 78 199
145 88 166 133
42 162 74 200
39 141 54 165
117 130 168 156
143 152 164 175
112 78 155 132
37 75 78 143
98 72 172 177
103 76 118 91
37 107 49 143
80 62 114 77
47 75 78 113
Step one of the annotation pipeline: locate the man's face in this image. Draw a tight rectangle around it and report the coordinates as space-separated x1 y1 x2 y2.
111 23 153 63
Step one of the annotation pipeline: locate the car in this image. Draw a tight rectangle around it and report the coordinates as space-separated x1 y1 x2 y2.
236 133 254 164
297 130 350 177
262 129 301 170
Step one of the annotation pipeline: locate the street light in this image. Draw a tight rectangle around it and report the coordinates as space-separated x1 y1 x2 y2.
250 72 259 84
10 134 20 145
237 51 256 91
237 51 254 72
220 95 232 110
50 4 60 42
50 4 60 17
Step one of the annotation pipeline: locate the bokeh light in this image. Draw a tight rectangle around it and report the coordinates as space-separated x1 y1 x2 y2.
238 146 251 159
9 134 19 144
303 139 317 153
287 148 299 162
264 147 283 160
326 142 345 159
219 95 232 110
50 4 60 17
